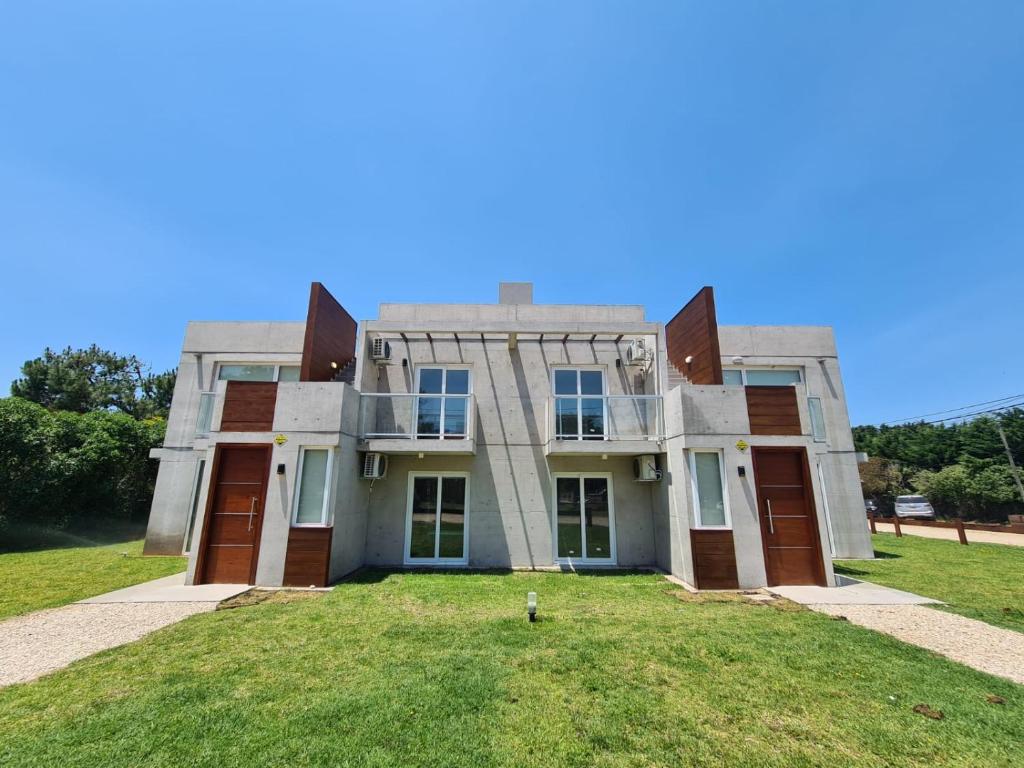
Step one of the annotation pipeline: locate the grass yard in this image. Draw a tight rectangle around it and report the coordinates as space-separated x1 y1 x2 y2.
1 571 1020 767
835 533 1024 633
0 539 185 620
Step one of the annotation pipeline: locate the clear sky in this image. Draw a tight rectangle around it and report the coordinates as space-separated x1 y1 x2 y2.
1 2 1022 425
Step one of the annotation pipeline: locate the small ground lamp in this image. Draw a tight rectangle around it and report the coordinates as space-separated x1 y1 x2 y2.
527 591 537 622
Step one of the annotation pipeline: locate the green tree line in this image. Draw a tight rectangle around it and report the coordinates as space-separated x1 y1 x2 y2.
853 409 1024 522
0 347 175 537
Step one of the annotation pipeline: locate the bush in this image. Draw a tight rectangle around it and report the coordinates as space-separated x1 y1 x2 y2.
912 461 1023 523
0 397 165 532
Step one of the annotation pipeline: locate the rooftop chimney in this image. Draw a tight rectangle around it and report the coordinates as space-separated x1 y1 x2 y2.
499 282 533 305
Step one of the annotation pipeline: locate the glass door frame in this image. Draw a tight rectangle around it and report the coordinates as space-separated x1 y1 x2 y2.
551 366 608 441
403 471 471 566
551 472 617 565
413 366 472 440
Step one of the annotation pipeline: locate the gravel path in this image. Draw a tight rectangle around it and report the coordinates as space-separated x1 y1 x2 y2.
874 522 1024 547
812 604 1024 684
0 602 215 688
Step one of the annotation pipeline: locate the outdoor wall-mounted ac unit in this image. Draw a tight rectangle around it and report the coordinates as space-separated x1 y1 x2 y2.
362 452 388 480
370 338 391 362
626 338 653 367
633 454 662 482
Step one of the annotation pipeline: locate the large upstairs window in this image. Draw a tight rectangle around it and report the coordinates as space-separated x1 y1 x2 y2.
217 364 300 382
553 368 606 440
415 367 471 439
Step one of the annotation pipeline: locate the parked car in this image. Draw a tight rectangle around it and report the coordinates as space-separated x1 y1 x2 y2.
894 495 936 519
864 499 878 515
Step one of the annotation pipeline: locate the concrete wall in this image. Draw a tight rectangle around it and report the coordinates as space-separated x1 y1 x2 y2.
144 322 306 555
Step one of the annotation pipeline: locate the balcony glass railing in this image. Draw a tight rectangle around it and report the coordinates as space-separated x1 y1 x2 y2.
548 395 663 443
359 393 475 440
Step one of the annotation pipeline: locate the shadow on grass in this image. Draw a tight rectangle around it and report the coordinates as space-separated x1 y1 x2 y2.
335 566 659 586
0 521 149 554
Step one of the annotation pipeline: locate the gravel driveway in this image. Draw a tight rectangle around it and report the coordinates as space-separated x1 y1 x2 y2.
0 602 215 688
812 604 1024 684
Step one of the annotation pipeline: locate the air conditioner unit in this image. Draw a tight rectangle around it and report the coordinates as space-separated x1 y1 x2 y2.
633 454 662 482
362 452 388 480
370 338 391 362
626 338 653 367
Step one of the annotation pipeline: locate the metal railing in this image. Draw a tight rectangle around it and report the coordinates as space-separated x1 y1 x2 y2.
359 393 475 440
548 395 664 443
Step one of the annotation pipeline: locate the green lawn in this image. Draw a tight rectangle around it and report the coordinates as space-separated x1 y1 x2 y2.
835 533 1024 633
1 571 1020 767
0 539 185 620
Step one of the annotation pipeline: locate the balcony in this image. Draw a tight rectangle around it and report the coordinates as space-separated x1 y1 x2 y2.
545 395 664 456
358 393 476 455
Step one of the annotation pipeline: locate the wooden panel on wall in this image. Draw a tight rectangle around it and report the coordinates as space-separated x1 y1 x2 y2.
666 286 723 385
283 527 333 587
745 386 802 435
690 529 739 589
300 282 357 382
220 381 278 432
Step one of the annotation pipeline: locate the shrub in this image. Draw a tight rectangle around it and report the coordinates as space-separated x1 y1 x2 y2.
0 397 165 532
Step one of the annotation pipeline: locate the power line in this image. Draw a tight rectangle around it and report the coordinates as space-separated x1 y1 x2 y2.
883 393 1024 425
914 400 1024 426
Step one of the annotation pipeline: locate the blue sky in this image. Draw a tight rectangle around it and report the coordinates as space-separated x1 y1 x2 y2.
1 2 1022 425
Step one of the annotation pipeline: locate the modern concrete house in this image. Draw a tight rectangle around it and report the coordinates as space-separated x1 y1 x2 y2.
144 282 873 590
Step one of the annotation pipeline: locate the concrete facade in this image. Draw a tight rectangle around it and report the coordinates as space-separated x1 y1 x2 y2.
143 283 872 589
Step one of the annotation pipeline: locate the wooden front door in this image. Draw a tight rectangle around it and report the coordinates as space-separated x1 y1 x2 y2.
752 447 826 586
196 444 271 584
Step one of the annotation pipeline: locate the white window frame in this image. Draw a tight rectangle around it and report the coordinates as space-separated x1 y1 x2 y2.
404 471 471 565
551 472 617 565
721 367 803 386
551 366 608 441
815 459 837 557
807 396 827 442
292 447 335 527
412 366 473 440
688 449 732 529
182 458 207 554
215 363 301 383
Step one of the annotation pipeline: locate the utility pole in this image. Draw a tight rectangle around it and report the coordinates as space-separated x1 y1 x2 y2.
997 421 1024 504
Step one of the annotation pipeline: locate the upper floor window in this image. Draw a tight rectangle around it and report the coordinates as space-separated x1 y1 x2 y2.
722 368 801 386
554 368 605 440
217 364 300 382
415 367 471 439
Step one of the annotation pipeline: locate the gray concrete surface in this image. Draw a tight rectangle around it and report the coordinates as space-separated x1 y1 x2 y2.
768 576 941 605
79 572 249 604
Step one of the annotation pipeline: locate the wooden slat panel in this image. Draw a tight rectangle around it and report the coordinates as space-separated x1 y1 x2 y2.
283 527 333 587
665 287 723 385
690 529 739 589
300 282 357 382
745 386 801 436
221 381 277 432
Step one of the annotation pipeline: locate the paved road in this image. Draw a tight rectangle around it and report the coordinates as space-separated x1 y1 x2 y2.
874 522 1024 547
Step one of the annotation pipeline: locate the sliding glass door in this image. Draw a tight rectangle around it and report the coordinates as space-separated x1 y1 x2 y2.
406 473 469 564
553 474 615 563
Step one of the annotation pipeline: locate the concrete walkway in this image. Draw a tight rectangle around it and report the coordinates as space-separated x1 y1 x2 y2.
769 576 1023 685
875 522 1024 547
767 575 942 606
0 573 249 688
79 572 249 603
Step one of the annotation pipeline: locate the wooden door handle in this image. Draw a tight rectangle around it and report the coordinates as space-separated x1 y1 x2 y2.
248 496 257 532
766 498 774 535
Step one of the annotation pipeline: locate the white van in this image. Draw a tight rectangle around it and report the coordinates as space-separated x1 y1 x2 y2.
894 495 936 519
